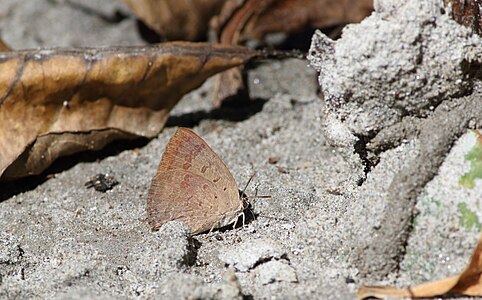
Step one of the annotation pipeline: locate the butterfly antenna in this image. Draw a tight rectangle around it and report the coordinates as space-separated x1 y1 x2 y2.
241 173 271 216
243 182 272 201
241 172 257 196
247 187 259 221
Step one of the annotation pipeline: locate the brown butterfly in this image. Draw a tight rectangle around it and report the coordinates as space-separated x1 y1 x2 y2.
147 127 247 235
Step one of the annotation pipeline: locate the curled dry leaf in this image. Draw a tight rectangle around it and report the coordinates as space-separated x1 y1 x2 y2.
224 0 374 42
212 0 374 106
357 232 482 299
122 0 225 41
212 0 276 106
0 42 257 181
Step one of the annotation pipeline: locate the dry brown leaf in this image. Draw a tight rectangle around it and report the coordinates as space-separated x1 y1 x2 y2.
0 42 257 181
241 0 373 41
122 0 225 41
212 0 373 45
357 232 482 299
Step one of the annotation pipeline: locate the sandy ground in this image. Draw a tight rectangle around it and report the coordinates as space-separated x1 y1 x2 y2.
1 0 481 299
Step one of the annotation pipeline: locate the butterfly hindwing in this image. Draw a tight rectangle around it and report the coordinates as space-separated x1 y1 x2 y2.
147 128 243 234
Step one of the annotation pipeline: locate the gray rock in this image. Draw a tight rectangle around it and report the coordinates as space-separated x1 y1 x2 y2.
200 267 243 300
305 0 482 279
153 268 243 300
218 239 285 272
129 221 195 279
255 260 298 285
308 0 481 145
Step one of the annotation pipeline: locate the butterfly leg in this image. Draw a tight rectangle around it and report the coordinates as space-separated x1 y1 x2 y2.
232 211 246 230
241 211 246 227
232 215 239 230
208 222 217 234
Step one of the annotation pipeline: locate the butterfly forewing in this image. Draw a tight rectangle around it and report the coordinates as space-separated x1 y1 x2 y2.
159 128 239 204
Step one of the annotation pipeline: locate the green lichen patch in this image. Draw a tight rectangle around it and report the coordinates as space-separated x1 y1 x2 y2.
459 130 482 189
457 202 482 231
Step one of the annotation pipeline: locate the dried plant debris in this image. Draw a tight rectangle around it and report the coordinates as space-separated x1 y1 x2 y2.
358 232 482 299
213 0 373 44
0 42 258 181
211 0 373 106
122 0 225 41
85 173 119 192
124 0 373 44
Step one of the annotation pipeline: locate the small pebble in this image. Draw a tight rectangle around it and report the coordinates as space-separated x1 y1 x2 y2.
85 173 119 192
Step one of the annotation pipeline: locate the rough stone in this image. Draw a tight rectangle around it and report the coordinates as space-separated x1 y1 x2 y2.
255 259 298 285
218 239 285 272
308 0 481 145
